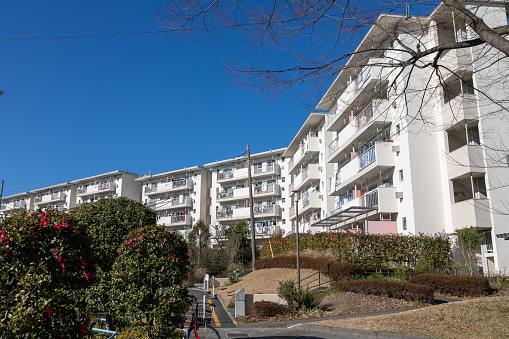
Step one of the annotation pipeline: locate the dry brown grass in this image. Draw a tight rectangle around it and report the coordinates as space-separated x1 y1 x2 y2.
311 295 509 339
215 268 331 304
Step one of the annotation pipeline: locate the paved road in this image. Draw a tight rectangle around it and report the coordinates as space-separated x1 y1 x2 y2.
188 287 432 339
187 287 236 329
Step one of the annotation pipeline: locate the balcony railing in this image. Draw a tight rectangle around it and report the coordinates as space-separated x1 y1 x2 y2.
328 135 341 157
359 146 376 170
254 205 275 215
289 205 295 216
288 182 294 192
254 184 274 195
217 171 234 180
362 189 379 208
217 191 234 199
216 209 234 218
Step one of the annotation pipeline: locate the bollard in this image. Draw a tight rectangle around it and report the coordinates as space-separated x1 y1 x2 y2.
212 276 215 298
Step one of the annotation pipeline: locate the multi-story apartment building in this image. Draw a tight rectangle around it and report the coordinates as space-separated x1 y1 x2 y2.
283 113 335 235
136 166 210 236
313 1 509 273
205 149 286 244
72 171 141 206
0 192 33 217
31 183 77 212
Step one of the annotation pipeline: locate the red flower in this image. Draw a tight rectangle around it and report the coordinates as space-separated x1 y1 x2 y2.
55 224 63 230
85 315 91 325
163 238 167 244
80 325 89 336
43 306 53 314
40 220 48 227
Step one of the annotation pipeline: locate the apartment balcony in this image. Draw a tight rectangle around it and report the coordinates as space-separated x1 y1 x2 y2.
289 191 321 219
442 94 478 127
0 201 26 212
34 192 66 206
328 100 390 163
217 187 249 202
329 143 395 196
326 59 388 130
440 48 473 81
153 198 192 211
333 187 397 215
77 182 116 197
447 145 485 180
144 180 192 196
158 214 192 228
290 164 321 194
288 136 320 174
216 205 281 222
452 198 492 229
217 167 248 183
254 183 280 199
253 163 281 178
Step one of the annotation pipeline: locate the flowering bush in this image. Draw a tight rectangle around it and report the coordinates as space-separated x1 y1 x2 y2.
111 225 189 338
70 197 157 328
0 210 96 338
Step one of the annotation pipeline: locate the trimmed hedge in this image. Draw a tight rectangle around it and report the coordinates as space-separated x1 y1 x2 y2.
261 232 452 270
251 301 292 317
409 273 491 297
254 254 358 281
331 280 435 303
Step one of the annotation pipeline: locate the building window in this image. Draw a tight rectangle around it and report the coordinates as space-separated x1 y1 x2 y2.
399 170 404 182
402 217 407 230
282 198 285 203
282 177 285 183
396 124 400 136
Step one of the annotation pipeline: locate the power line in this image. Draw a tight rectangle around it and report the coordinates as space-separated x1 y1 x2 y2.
0 30 170 41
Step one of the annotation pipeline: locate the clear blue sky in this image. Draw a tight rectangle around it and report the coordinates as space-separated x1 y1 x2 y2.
0 1 314 197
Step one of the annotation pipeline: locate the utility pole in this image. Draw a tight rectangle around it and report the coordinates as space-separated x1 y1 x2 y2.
292 190 301 290
247 145 256 271
0 180 4 211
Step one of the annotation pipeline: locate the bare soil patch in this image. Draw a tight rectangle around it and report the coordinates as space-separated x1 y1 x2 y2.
215 268 331 304
310 295 509 339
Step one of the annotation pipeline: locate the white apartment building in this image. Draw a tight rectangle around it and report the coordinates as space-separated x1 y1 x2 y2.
72 170 141 206
31 183 77 212
313 1 509 273
136 166 210 236
0 192 33 217
205 149 286 243
283 113 335 235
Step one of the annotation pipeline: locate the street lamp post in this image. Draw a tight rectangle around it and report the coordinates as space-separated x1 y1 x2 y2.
292 189 301 290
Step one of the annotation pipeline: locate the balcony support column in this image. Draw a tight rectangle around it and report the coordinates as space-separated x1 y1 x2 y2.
470 173 475 199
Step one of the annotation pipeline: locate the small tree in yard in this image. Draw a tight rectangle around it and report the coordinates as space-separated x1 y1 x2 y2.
188 219 210 248
111 225 189 338
0 210 97 338
70 197 157 329
456 226 484 275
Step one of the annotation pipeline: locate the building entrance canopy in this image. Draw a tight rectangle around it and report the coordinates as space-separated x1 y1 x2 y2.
313 206 376 228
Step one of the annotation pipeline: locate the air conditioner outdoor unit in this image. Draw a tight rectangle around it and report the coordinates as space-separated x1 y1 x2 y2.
395 192 403 199
392 145 400 152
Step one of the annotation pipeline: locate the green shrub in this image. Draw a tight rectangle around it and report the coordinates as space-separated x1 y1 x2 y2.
331 280 435 303
294 288 321 310
277 280 297 308
367 273 388 281
251 301 292 317
111 225 189 338
414 257 434 275
409 273 491 297
260 232 452 270
277 280 321 310
392 267 407 282
0 210 97 338
70 197 157 329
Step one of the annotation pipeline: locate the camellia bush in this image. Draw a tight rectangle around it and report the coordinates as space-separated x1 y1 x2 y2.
260 232 452 270
111 224 189 338
70 197 157 328
0 210 96 338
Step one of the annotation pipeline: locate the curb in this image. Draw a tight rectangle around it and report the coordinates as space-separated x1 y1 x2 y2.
289 324 435 339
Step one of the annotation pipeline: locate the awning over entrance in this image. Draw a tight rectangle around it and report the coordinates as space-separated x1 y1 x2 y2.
312 206 376 228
